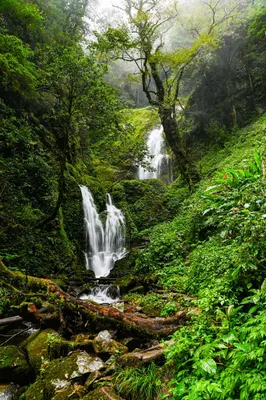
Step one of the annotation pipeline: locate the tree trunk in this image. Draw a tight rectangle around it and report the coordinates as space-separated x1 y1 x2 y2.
159 107 201 190
0 261 186 338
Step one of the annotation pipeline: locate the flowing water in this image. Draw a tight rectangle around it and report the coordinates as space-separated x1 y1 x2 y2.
80 186 127 278
80 284 120 304
138 126 173 183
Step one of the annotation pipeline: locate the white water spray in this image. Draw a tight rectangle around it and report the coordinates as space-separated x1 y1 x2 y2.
80 285 120 304
138 126 173 183
80 186 127 278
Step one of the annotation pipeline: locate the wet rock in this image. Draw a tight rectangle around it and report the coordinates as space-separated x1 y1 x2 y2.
92 331 128 356
0 384 19 400
29 351 105 399
0 345 33 384
118 344 166 368
83 386 124 400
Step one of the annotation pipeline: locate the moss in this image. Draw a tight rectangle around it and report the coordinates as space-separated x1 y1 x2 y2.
0 345 33 384
23 329 60 373
40 351 105 398
109 251 137 278
114 275 137 293
22 329 93 374
111 179 170 238
24 380 45 400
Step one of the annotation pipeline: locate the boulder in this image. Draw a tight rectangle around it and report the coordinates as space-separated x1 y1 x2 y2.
24 351 105 399
24 381 45 400
23 329 94 374
92 331 128 356
0 345 33 384
22 329 60 373
83 386 124 400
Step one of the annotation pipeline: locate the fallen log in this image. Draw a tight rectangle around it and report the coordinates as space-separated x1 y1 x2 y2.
0 260 186 338
0 315 23 326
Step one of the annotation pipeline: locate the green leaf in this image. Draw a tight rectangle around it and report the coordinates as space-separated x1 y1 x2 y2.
197 358 217 374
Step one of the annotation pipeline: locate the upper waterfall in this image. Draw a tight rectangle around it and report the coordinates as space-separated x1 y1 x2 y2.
138 126 173 183
80 186 127 278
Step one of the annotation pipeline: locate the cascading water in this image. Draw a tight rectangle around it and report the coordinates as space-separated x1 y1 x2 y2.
138 125 173 183
80 185 127 279
80 285 120 304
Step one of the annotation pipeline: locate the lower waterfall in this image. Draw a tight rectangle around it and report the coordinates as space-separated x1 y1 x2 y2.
80 185 127 278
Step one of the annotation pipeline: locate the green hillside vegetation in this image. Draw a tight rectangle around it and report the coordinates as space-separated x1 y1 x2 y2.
118 112 266 399
1 0 266 399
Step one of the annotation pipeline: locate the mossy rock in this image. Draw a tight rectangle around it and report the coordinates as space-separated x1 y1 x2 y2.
109 250 137 278
23 329 92 374
22 329 60 373
114 274 138 294
83 386 123 400
40 351 105 399
92 331 128 356
24 380 45 400
0 345 33 384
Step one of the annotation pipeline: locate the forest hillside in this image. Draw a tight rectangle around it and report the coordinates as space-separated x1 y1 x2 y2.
1 0 266 399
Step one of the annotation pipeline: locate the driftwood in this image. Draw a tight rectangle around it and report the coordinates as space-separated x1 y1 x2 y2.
0 315 23 326
0 261 186 338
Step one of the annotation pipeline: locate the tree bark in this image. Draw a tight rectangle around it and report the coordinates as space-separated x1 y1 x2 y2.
159 107 201 190
140 59 201 189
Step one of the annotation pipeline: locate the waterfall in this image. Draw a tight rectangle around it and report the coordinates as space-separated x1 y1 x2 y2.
80 285 120 304
138 125 173 183
80 186 127 278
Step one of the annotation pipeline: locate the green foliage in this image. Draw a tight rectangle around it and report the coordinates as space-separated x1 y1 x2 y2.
161 301 178 317
111 179 172 239
0 33 37 95
0 0 126 277
165 282 266 399
114 363 162 400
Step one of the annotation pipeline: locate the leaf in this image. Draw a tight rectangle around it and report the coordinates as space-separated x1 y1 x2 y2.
197 358 217 374
233 343 250 352
203 208 213 216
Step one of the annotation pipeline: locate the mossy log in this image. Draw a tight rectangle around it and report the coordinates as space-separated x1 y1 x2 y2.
0 261 186 338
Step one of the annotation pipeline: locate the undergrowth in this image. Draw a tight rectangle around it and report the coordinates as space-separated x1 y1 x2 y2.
132 114 266 399
114 363 162 400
